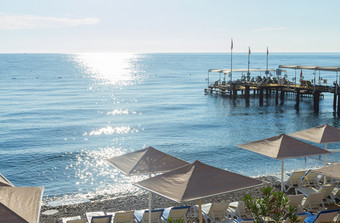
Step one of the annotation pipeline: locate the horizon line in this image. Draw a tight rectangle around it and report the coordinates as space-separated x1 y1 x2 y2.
1 51 340 54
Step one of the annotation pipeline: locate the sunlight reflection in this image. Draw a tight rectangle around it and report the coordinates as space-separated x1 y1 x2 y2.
44 147 148 205
84 125 137 136
73 53 142 86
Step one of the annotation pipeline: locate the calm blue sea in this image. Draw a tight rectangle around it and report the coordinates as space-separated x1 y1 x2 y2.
1 53 340 204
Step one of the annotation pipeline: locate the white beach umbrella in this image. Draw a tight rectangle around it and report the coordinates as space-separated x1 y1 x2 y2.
237 134 332 191
135 160 263 223
105 146 189 223
0 186 44 223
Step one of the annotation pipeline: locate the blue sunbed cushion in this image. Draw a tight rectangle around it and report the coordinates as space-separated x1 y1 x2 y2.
304 209 339 223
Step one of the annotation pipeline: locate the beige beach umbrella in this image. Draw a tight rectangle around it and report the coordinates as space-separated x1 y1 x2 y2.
105 146 189 223
135 160 263 223
105 146 189 176
289 124 340 165
0 186 44 223
0 173 14 187
237 134 332 191
312 163 340 180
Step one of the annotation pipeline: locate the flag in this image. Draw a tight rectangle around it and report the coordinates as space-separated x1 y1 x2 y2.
267 47 269 56
231 39 233 50
249 47 251 56
300 70 303 77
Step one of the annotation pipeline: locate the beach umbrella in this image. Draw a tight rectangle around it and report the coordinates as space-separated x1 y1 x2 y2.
105 146 189 223
237 134 332 191
289 124 340 165
135 160 263 223
0 173 14 187
0 186 44 223
312 163 340 180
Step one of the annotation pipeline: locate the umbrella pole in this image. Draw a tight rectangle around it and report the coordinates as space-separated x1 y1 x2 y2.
149 174 152 223
198 199 203 223
281 159 284 192
324 144 327 185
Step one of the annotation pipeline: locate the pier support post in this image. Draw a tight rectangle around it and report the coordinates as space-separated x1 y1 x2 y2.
313 91 320 112
245 85 250 105
259 88 263 106
232 85 237 100
280 87 285 104
266 88 269 99
295 89 300 111
338 93 340 116
296 89 300 106
333 92 337 112
275 87 279 105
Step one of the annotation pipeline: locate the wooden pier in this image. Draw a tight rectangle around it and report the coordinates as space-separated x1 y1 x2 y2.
204 82 335 113
204 65 340 117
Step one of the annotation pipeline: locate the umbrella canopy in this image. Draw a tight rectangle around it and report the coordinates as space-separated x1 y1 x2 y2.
0 187 44 223
289 124 340 144
0 203 28 223
312 163 340 180
135 160 263 202
0 174 14 187
105 146 189 176
105 146 189 223
135 160 263 223
237 134 331 191
237 134 331 159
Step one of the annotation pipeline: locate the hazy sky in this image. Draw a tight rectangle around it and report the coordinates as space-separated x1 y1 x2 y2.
1 0 339 53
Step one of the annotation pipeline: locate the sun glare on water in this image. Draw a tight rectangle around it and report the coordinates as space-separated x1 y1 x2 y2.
73 53 142 86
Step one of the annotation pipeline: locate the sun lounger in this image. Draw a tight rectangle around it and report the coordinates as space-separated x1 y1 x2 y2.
296 184 336 204
301 192 325 212
301 170 320 188
277 171 305 192
91 215 113 223
67 219 87 223
134 209 164 223
105 210 135 223
227 201 249 219
58 216 86 223
287 194 304 213
198 202 230 223
304 209 340 223
282 212 311 223
162 206 190 223
85 212 105 223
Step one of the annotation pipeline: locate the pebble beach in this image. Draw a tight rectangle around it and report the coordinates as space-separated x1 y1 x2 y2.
40 177 274 223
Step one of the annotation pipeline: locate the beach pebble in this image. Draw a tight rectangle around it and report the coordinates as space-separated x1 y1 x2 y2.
42 209 59 216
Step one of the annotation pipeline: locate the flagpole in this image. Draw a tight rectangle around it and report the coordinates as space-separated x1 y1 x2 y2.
266 47 269 78
230 38 233 82
247 46 250 76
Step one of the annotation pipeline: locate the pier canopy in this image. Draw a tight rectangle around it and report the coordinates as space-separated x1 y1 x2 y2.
279 65 340 72
208 68 279 74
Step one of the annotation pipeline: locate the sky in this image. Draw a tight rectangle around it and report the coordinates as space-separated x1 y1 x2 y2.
1 0 340 53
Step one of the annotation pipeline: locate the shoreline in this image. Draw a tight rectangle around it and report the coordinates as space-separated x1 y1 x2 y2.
40 176 275 223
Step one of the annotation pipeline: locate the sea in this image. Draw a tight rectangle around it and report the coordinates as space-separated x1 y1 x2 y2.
1 52 340 205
